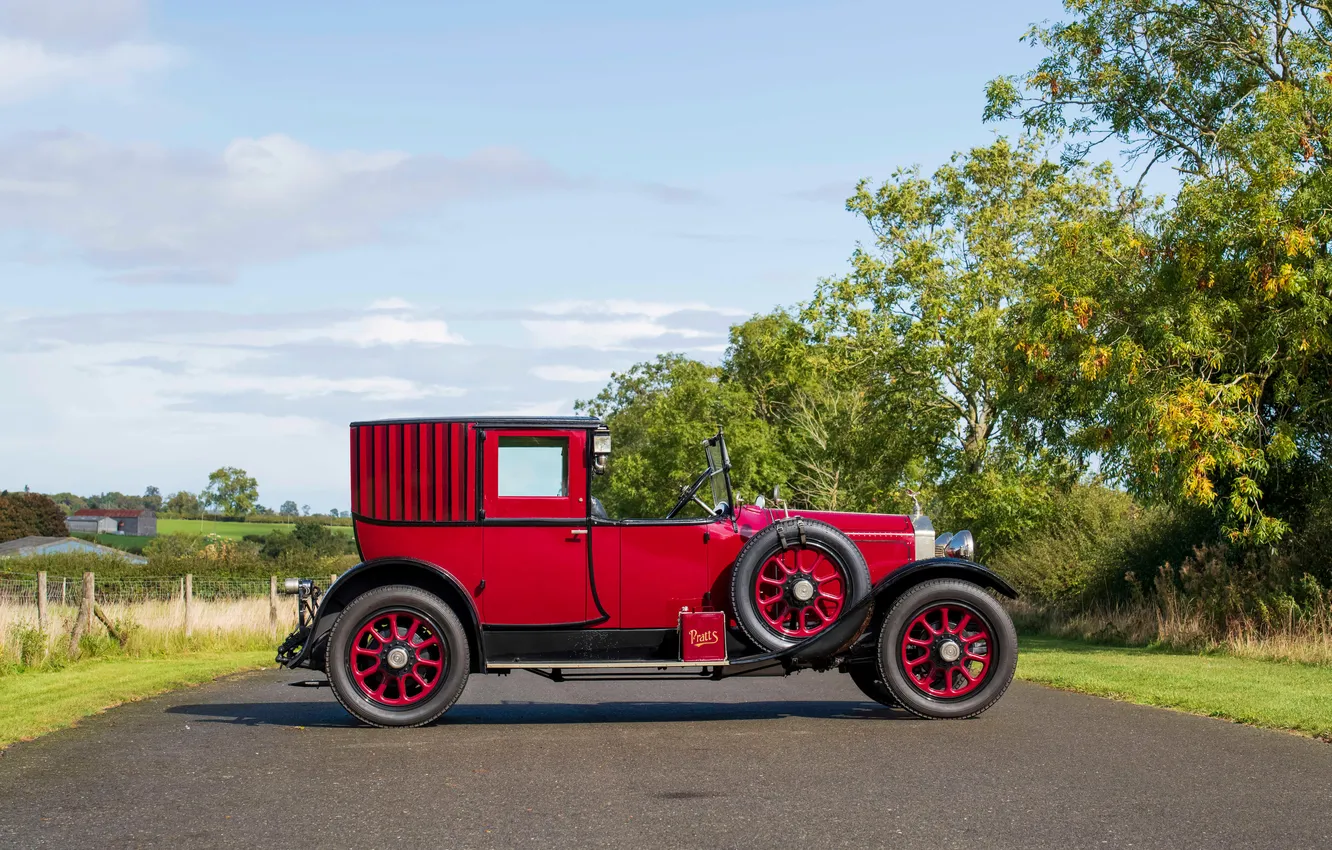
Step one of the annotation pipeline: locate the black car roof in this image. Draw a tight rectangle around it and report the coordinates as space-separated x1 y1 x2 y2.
349 416 605 429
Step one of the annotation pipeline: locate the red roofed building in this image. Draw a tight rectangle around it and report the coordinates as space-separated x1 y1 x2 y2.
68 508 157 536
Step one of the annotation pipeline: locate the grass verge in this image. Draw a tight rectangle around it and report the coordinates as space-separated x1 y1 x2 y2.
157 518 353 539
0 651 273 749
1017 635 1332 740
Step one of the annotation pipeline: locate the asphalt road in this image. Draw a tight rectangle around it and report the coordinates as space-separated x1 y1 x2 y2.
0 668 1329 850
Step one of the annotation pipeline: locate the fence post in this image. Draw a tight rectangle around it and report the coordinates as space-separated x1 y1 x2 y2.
83 572 94 633
61 577 67 605
184 573 193 638
37 571 47 633
329 573 337 588
269 575 278 638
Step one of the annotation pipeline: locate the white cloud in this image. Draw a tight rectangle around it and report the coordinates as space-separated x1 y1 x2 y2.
531 365 612 383
369 297 414 311
0 36 174 103
185 314 465 348
534 299 747 319
2 0 148 47
0 131 578 282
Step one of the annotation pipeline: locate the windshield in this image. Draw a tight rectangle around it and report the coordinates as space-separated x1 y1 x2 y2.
705 434 732 508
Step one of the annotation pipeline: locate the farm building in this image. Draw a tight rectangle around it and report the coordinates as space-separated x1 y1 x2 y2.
69 508 157 536
0 536 148 565
64 514 118 535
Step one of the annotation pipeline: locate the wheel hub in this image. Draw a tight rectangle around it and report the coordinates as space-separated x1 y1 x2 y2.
386 646 410 670
937 639 961 663
791 578 816 602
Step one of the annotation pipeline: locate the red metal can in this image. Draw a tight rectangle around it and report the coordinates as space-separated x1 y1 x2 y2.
679 610 727 663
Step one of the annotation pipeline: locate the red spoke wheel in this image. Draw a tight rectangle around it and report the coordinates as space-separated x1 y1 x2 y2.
349 610 446 707
897 604 992 699
877 578 1017 720
327 585 470 727
731 518 871 652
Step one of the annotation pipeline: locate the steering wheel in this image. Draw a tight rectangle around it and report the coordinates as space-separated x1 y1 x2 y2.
665 468 716 519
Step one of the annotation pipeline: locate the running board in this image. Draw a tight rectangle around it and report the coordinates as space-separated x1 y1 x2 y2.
486 660 727 670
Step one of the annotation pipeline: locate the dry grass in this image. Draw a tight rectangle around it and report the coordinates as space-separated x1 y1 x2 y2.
0 597 297 670
1007 596 1332 667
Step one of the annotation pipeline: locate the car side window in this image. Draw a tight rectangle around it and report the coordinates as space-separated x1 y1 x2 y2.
498 436 569 497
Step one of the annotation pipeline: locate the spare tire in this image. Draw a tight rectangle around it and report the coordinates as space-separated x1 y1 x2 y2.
730 517 871 652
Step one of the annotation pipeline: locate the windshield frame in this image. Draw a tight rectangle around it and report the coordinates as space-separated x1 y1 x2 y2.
703 430 734 512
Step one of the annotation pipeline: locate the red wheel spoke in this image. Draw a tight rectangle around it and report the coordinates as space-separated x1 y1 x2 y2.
348 609 447 708
899 604 994 700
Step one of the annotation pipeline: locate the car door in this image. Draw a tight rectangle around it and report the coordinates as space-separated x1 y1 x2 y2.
618 521 713 628
480 428 590 626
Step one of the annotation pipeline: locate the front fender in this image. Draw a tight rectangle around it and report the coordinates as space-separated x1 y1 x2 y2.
279 557 484 673
871 557 1018 600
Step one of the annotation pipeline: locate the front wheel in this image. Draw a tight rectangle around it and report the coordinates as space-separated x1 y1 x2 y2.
327 585 470 727
877 579 1017 720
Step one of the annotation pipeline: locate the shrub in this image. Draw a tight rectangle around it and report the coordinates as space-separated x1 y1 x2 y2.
0 492 68 543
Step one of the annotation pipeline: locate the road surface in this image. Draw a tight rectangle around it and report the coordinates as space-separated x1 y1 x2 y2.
0 666 1329 849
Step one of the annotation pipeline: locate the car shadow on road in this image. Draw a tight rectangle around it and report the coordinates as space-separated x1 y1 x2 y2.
165 699 913 728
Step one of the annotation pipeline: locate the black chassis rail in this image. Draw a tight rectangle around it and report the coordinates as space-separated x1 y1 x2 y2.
276 556 1016 675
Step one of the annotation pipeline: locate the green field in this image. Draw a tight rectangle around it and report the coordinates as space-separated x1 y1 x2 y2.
1017 636 1332 740
157 518 354 539
0 652 274 749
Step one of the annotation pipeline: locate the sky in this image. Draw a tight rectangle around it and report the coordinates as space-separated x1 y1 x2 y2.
0 0 1068 512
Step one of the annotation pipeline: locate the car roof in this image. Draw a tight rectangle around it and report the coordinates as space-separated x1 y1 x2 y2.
349 415 605 429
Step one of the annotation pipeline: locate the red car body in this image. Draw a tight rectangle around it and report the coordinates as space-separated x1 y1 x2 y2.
279 416 1019 726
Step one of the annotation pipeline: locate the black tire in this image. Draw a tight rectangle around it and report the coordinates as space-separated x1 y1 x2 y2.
877 579 1017 720
326 584 470 728
730 518 871 652
847 663 899 707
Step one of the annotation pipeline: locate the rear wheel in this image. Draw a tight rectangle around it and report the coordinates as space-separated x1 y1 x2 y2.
847 663 898 707
327 585 469 727
878 579 1016 720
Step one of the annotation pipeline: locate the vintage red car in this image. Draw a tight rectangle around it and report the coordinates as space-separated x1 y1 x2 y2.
277 416 1018 727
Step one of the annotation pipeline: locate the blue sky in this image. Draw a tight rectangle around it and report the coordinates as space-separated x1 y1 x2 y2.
0 0 1067 511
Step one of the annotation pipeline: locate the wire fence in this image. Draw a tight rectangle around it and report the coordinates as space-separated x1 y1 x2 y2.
0 570 275 606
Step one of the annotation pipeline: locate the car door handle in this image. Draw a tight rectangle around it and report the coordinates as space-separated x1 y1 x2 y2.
568 528 587 536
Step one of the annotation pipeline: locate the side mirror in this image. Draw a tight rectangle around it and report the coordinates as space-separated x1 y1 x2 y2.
754 495 767 508
771 485 781 502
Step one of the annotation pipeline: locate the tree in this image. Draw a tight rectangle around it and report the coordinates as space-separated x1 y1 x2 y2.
577 353 791 517
0 492 68 543
301 505 311 517
328 508 340 518
279 500 299 517
987 0 1332 542
164 490 202 516
802 137 1126 547
202 467 259 517
142 486 162 512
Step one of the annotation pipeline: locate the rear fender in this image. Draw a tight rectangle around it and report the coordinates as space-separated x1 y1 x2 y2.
285 557 485 674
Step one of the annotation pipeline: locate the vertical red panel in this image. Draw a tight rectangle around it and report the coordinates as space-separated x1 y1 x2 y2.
350 427 359 518
403 423 417 521
388 424 401 522
434 423 447 522
358 426 372 516
451 423 463 521
374 425 387 520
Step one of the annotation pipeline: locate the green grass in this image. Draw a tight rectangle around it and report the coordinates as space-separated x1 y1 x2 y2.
1017 636 1332 740
83 534 154 554
0 651 274 749
157 518 354 539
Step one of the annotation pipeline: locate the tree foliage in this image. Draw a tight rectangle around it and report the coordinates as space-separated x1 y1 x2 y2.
201 467 259 517
0 492 68 543
988 0 1332 541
